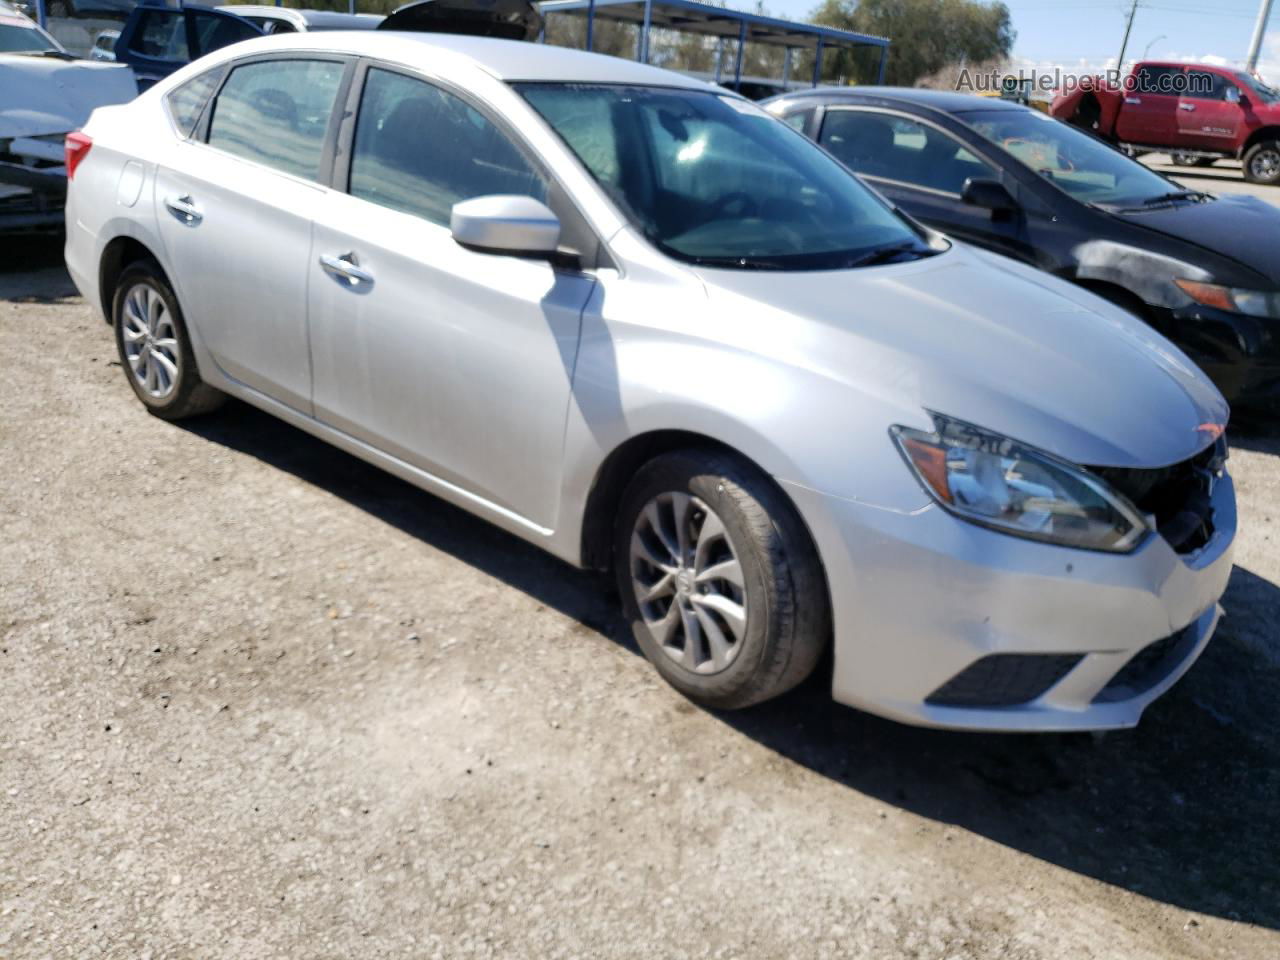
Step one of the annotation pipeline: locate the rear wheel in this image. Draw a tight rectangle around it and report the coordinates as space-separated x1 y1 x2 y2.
112 260 225 420
614 449 829 710
1243 140 1280 185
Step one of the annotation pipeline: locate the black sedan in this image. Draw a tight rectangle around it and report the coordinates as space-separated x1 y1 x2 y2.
763 87 1280 408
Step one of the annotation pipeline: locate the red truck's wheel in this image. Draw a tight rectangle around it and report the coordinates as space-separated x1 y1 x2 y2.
1244 141 1280 185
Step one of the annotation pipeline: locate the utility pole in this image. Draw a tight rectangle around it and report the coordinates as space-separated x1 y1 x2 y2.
1116 0 1140 72
1246 0 1275 73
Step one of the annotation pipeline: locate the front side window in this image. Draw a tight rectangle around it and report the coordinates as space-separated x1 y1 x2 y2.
519 84 928 270
191 11 260 54
1184 70 1228 101
820 110 997 196
350 69 546 226
127 8 187 60
207 59 345 180
166 68 223 137
964 107 1178 207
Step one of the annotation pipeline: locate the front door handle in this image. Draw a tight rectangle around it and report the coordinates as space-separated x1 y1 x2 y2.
319 252 374 288
1124 96 1142 105
1179 102 1197 112
163 194 202 225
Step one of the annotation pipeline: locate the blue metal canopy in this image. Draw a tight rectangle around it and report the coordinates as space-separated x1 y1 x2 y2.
538 0 889 90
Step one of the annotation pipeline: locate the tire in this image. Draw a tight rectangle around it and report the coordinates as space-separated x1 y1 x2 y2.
112 260 225 420
1243 140 1280 185
614 449 829 710
1172 154 1214 168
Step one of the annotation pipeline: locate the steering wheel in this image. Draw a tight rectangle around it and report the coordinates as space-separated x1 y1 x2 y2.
709 191 759 220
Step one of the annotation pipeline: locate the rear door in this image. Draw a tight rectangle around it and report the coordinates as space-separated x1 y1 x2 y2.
1178 69 1243 151
116 5 260 89
1115 64 1184 145
817 107 1034 262
153 55 351 412
306 64 596 530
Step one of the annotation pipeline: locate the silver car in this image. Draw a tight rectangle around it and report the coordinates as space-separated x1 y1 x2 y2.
64 33 1236 731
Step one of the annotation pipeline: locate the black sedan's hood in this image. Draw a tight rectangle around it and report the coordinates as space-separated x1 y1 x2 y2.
1116 193 1280 286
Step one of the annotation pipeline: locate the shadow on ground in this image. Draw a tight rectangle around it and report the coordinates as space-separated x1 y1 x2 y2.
182 399 1280 931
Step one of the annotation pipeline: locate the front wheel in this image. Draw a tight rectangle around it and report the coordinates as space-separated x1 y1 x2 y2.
1243 140 1280 185
614 450 829 710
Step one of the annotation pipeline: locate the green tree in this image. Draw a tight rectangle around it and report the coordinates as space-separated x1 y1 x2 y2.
810 0 1014 87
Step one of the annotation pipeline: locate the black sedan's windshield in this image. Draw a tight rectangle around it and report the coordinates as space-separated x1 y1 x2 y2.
0 19 60 53
963 108 1183 208
517 83 935 270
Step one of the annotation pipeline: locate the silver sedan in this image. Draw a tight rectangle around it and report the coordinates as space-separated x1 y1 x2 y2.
64 32 1235 731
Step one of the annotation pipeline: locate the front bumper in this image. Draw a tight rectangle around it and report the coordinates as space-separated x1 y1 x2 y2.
1154 302 1280 408
783 470 1236 732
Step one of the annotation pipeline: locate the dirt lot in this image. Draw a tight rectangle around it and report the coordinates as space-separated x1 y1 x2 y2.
1 240 1278 959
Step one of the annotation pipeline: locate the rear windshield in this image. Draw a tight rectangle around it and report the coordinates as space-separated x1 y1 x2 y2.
517 82 932 270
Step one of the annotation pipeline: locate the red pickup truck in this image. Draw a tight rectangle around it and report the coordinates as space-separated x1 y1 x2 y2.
1051 62 1280 185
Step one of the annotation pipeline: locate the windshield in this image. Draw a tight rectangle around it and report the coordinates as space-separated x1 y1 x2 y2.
517 83 933 270
963 108 1183 208
0 18 60 53
1236 71 1280 104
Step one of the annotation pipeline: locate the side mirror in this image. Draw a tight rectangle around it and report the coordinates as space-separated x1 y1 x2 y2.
1225 86 1243 105
450 195 560 258
961 177 1019 215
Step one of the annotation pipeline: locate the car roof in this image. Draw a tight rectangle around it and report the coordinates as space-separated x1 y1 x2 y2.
772 85 1028 115
212 31 716 88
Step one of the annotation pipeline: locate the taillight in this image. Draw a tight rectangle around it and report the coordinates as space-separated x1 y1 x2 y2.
65 131 93 180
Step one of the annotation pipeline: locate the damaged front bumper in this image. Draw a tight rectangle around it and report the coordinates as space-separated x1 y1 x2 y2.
0 134 67 233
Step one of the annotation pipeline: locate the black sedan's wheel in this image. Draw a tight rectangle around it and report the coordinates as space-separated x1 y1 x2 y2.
112 260 225 420
1244 141 1280 185
615 449 829 710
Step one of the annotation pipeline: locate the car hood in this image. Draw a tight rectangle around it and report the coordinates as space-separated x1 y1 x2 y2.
0 54 137 139
693 245 1227 469
1115 193 1280 286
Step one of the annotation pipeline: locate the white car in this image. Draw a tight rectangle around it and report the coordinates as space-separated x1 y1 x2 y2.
0 0 135 230
64 33 1236 731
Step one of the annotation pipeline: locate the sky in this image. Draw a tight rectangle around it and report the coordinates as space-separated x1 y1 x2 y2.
737 0 1280 82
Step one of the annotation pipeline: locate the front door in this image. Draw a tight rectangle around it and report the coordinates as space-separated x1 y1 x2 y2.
306 66 596 530
154 56 349 412
1178 70 1243 152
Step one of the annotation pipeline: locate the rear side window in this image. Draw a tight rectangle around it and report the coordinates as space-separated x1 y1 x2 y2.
820 110 996 195
349 68 546 225
207 59 345 180
127 8 187 60
166 68 223 138
1133 66 1185 96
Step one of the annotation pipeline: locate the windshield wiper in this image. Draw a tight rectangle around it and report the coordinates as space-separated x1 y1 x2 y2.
1141 190 1211 206
17 49 77 59
843 241 933 269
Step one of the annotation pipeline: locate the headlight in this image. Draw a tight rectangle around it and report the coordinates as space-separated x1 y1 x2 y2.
891 414 1148 552
1174 278 1280 319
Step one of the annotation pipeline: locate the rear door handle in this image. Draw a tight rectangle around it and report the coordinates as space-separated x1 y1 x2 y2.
319 252 374 288
1124 96 1142 105
1179 102 1197 112
163 194 202 225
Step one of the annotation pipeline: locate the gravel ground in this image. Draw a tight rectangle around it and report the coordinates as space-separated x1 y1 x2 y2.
1 241 1278 959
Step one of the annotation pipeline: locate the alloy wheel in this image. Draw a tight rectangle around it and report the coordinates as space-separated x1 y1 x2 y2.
1251 148 1280 181
629 492 748 674
121 282 180 400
